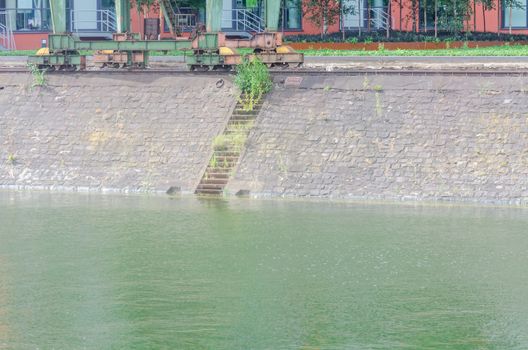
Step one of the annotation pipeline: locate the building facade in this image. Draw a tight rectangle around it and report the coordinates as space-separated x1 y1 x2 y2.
392 0 528 34
1 0 527 50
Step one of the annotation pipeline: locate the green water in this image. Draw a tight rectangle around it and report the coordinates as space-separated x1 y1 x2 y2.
0 192 527 349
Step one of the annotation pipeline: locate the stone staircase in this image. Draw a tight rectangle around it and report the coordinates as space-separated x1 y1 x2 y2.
195 97 262 196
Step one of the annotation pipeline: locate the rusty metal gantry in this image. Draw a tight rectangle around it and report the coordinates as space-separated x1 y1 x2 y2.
29 0 303 70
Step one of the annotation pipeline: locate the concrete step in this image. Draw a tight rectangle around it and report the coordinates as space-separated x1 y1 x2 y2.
228 119 255 123
229 116 256 121
211 155 239 162
224 128 251 133
200 179 229 185
195 189 224 195
203 173 230 180
196 96 263 196
234 105 262 111
205 167 232 173
228 120 255 125
208 162 237 168
196 184 225 191
213 151 240 157
232 112 259 117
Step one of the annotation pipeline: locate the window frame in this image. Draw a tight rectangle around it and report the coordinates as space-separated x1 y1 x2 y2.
502 0 528 29
279 3 303 32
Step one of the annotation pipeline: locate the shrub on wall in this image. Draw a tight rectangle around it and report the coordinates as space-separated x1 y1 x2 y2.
234 58 273 111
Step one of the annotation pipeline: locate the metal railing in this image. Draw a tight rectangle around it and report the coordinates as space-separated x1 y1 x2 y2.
172 12 197 30
69 9 116 32
161 1 197 34
371 7 389 30
0 11 15 50
0 19 15 50
223 8 264 32
0 8 51 32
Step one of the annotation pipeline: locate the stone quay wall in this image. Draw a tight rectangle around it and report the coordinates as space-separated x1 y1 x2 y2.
0 73 236 193
228 74 528 205
2 71 528 204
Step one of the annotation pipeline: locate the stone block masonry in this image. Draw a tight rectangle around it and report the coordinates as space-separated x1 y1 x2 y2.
3 71 528 204
228 74 528 205
0 73 236 193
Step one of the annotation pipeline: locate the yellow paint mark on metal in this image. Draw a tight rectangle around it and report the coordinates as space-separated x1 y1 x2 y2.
219 47 237 56
276 45 295 54
36 48 50 56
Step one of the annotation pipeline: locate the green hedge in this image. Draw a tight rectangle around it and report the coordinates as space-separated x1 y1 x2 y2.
284 31 528 43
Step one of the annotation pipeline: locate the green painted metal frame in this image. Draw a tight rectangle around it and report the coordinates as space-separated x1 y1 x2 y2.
28 54 85 68
49 0 66 33
265 0 281 31
206 0 223 32
49 34 192 51
195 33 220 51
185 53 224 66
115 0 131 33
34 0 299 70
159 1 173 34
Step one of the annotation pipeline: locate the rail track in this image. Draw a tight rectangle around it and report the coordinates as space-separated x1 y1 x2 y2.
2 66 528 76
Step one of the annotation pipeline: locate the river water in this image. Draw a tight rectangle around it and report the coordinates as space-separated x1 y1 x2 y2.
0 191 527 349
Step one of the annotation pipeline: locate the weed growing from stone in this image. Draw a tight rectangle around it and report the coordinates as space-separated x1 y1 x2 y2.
212 121 254 154
277 154 288 174
213 133 249 152
234 58 272 111
28 64 46 88
209 154 219 168
375 92 383 117
363 76 370 89
212 135 230 152
230 133 247 152
6 153 16 165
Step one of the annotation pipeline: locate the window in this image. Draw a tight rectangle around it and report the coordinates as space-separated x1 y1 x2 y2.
163 7 201 33
101 0 115 10
503 0 528 28
14 0 51 31
280 0 302 30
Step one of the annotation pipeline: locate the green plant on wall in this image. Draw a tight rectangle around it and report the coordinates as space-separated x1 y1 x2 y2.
375 91 383 116
209 154 219 168
213 135 226 151
234 58 272 112
28 64 46 88
212 132 249 153
6 153 16 165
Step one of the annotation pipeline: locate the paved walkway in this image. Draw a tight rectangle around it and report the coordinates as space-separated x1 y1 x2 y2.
4 55 528 70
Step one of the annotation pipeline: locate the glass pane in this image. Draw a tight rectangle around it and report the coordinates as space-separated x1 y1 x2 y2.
102 0 115 10
17 0 32 8
504 0 527 27
280 0 301 30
